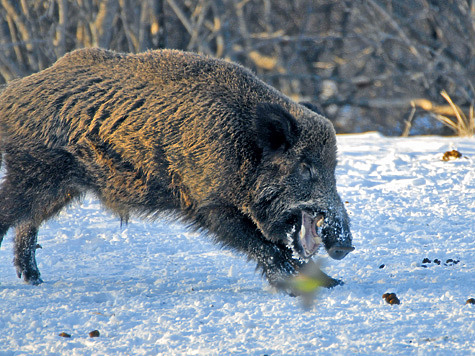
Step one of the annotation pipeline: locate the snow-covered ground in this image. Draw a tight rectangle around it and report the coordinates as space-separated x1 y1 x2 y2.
0 133 474 355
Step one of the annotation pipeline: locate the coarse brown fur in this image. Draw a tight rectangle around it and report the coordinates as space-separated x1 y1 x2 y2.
0 48 353 291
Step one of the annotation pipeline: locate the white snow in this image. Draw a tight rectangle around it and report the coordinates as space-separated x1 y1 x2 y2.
1 133 474 355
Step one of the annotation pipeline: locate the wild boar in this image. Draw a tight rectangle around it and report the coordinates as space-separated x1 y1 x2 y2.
0 48 353 292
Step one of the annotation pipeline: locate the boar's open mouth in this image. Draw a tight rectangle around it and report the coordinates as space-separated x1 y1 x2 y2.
293 211 324 259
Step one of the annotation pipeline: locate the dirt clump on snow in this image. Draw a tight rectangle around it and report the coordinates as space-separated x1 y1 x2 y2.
89 330 100 338
442 150 462 161
383 293 401 305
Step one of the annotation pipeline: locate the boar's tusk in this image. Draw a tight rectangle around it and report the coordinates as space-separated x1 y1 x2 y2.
316 215 324 228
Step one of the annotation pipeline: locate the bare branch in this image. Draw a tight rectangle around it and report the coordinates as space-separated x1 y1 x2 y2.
366 0 421 60
55 0 68 56
166 0 193 34
1 0 32 50
0 49 22 80
187 0 211 52
94 0 119 48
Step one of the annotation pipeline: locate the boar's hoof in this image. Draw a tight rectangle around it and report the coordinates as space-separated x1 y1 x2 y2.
305 265 344 289
322 276 344 289
16 267 43 286
22 275 44 286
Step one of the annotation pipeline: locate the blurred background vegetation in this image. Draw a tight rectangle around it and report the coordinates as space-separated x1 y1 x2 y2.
0 0 473 135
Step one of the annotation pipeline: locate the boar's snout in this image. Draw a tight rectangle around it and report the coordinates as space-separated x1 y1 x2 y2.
320 203 354 260
328 245 355 260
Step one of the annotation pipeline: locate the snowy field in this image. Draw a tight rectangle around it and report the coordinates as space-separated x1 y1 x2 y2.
0 132 474 355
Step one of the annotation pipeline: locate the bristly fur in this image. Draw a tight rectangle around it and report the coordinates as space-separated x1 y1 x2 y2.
0 48 352 290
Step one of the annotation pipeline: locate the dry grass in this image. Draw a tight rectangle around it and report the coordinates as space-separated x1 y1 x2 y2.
431 90 474 137
410 91 474 137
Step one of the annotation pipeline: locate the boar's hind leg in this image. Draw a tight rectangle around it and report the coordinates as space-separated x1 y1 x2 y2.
13 186 79 285
13 224 42 285
1 147 83 284
0 178 45 284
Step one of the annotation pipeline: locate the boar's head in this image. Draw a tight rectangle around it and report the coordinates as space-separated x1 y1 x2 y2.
246 103 354 263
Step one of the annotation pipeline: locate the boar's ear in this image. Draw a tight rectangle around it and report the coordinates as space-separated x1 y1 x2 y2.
254 103 300 154
300 101 324 116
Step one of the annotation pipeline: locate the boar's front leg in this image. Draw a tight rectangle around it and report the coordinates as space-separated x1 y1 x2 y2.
196 206 303 291
195 205 342 293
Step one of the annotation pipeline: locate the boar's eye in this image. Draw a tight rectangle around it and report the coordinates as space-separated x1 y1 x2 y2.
299 162 315 180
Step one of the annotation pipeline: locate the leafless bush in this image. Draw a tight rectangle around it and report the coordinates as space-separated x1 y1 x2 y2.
0 0 473 135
